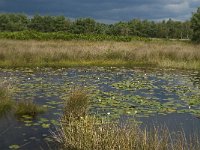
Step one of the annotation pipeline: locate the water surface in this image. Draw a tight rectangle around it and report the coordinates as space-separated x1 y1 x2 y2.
0 67 200 149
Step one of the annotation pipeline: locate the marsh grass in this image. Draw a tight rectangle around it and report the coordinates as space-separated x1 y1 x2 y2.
0 39 200 69
0 81 13 117
14 100 46 118
53 89 200 150
54 116 200 150
0 80 46 118
63 88 89 120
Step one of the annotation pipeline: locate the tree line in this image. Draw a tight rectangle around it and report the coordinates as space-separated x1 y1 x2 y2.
0 7 199 42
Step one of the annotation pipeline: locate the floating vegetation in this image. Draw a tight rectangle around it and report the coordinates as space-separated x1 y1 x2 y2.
0 68 200 149
113 78 153 91
9 144 20 149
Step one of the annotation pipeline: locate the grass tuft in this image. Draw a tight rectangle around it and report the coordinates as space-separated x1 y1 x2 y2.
0 81 13 117
54 116 200 150
14 100 46 118
63 88 89 120
53 88 200 150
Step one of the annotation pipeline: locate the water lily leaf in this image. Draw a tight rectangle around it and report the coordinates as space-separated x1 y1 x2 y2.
9 144 20 149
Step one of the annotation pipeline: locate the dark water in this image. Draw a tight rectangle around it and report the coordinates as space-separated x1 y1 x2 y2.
0 67 200 149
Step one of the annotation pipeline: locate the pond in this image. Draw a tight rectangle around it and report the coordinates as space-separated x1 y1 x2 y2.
0 67 200 149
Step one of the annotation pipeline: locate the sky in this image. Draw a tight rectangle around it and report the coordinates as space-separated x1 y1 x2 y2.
0 0 200 23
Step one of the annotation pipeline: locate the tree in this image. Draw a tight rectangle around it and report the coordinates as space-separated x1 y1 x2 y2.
191 7 200 42
0 14 29 31
72 18 96 34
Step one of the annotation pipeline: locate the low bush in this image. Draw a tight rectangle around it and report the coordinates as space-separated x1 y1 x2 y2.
0 31 151 42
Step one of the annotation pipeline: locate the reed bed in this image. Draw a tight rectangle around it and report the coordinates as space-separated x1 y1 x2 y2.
0 39 200 69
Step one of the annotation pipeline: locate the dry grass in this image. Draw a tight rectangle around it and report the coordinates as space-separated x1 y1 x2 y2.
53 88 200 150
63 88 89 120
0 39 200 69
54 116 200 150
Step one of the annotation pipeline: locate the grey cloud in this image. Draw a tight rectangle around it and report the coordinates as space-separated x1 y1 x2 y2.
0 0 200 23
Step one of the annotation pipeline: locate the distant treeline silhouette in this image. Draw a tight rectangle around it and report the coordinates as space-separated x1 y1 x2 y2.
0 13 193 40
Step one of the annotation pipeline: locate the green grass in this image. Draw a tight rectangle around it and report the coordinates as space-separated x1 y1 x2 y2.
14 100 46 118
0 31 150 42
53 89 200 150
0 80 46 118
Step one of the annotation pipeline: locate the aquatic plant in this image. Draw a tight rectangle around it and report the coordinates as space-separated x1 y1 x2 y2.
54 115 200 150
0 81 13 117
63 88 89 120
53 87 200 150
14 100 46 118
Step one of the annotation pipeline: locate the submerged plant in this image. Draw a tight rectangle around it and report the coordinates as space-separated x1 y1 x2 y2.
14 100 46 118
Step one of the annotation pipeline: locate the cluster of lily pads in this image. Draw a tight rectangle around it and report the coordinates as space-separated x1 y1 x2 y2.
0 67 200 149
2 67 200 120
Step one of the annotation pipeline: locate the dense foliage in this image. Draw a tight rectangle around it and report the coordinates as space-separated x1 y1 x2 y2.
0 31 150 42
191 7 200 43
0 13 193 40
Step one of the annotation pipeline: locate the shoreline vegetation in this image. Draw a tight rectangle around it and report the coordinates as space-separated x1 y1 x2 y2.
53 89 200 150
0 80 46 118
0 38 199 70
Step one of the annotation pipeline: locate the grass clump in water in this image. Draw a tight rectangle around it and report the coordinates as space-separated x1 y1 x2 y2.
0 81 13 117
55 117 200 150
53 88 200 150
63 88 89 120
14 100 46 118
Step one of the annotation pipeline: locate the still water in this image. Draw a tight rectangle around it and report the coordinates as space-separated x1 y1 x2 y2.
0 67 200 149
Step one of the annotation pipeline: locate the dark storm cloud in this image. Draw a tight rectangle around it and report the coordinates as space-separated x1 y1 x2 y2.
0 0 200 23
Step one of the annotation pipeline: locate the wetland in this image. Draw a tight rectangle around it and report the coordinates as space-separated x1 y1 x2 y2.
0 67 200 149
